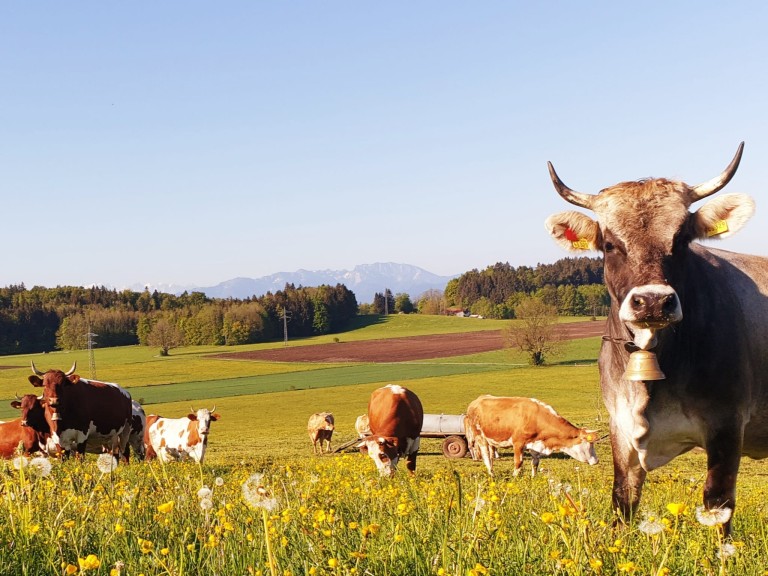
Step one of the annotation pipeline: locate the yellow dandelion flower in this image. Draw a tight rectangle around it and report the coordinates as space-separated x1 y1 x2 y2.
63 520 76 529
656 568 670 576
328 558 339 568
589 558 603 571
666 502 687 516
161 548 170 556
65 565 78 575
157 501 174 514
549 550 560 560
308 568 317 575
394 534 404 543
540 512 556 524
78 554 101 570
139 539 154 554
187 544 195 552
28 524 40 535
618 561 637 573
115 523 125 534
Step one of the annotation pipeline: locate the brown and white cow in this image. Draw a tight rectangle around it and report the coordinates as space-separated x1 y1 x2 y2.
29 362 133 460
1 395 52 457
144 408 220 463
358 384 424 476
307 412 335 454
545 142 768 533
465 395 598 476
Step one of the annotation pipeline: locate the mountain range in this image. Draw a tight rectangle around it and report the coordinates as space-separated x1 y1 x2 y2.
129 263 457 304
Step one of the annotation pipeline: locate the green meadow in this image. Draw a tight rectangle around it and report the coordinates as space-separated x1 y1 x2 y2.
2 314 768 574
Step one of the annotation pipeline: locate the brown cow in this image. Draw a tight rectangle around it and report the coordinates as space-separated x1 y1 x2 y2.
358 384 424 476
545 142 768 533
465 395 598 476
1 395 53 458
29 361 133 460
307 412 335 454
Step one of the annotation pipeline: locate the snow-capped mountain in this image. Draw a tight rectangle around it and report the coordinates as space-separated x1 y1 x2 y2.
132 263 457 303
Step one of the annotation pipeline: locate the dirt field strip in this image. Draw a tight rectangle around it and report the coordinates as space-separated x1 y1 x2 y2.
211 319 606 363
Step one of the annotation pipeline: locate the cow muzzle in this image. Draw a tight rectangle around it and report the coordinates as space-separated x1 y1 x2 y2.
619 284 682 350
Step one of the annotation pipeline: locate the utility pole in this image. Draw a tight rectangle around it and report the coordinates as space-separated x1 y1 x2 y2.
86 327 98 379
384 288 389 315
279 307 292 346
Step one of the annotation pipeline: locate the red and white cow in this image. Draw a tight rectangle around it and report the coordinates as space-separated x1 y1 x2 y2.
29 362 133 460
144 407 220 463
465 395 599 476
2 395 52 457
358 384 424 476
307 412 335 454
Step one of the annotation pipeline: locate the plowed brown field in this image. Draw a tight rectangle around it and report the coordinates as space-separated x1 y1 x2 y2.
211 320 606 363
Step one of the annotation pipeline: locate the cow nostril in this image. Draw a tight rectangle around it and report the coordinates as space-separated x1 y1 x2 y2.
632 296 645 310
661 293 678 313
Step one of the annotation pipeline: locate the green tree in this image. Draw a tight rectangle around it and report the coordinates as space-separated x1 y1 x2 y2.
147 318 184 356
505 297 563 366
394 293 414 314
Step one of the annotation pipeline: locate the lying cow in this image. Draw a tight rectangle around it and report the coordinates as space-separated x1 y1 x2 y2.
144 407 220 463
307 412 335 454
29 361 133 461
358 384 424 477
465 395 599 476
2 395 52 457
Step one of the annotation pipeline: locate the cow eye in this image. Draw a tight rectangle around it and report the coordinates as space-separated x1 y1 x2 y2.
604 241 614 253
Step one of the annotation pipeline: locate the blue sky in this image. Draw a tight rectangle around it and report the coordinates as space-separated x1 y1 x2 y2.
3 2 767 289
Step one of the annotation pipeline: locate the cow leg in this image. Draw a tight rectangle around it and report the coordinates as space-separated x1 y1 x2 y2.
512 445 525 477
530 451 541 477
703 428 742 536
609 428 646 524
405 451 417 474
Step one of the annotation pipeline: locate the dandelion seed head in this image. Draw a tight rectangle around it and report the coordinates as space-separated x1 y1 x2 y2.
718 542 737 560
214 477 224 487
13 456 29 470
96 453 118 474
28 457 52 477
199 497 213 511
638 518 665 536
197 486 212 500
695 505 732 527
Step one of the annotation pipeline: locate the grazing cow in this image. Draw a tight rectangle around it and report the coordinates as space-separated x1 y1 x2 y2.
358 385 424 476
355 414 371 438
307 412 335 454
2 395 53 457
465 395 598 476
144 408 220 463
545 142 767 533
126 400 147 461
29 362 133 460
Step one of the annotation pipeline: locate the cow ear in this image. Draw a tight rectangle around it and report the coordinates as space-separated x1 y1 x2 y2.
545 211 601 252
583 430 600 443
10 401 21 410
69 375 80 384
29 376 43 387
187 413 198 420
691 193 755 240
211 413 221 421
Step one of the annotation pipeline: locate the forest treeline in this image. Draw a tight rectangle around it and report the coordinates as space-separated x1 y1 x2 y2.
0 256 607 355
0 283 357 356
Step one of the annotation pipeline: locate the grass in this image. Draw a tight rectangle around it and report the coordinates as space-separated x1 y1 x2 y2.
2 314 766 573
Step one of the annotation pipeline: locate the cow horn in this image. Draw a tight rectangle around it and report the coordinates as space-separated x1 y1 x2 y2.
689 142 744 202
30 361 45 376
547 161 596 209
210 405 216 413
14 392 20 401
65 361 77 376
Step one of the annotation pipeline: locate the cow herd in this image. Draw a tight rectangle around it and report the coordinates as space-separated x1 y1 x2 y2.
0 362 220 465
309 384 599 478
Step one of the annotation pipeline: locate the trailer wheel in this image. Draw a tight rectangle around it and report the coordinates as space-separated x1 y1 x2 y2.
442 435 468 459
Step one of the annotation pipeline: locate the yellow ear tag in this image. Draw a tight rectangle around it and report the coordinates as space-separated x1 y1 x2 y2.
706 220 729 237
585 433 597 442
572 238 590 250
